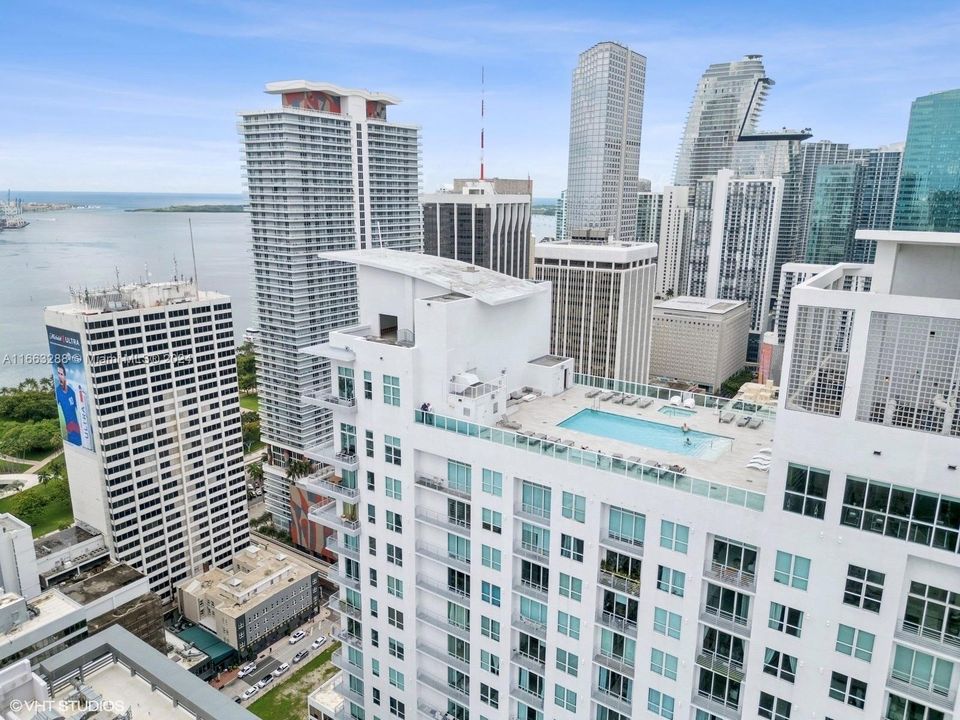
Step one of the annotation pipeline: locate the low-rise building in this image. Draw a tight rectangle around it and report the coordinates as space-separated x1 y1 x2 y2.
309 671 345 720
650 295 751 391
0 516 40 599
0 589 86 670
33 522 110 589
177 545 320 657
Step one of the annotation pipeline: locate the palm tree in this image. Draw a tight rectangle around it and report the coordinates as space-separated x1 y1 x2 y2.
248 462 264 483
285 459 314 480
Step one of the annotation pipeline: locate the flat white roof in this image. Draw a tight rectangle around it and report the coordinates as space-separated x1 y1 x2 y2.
535 241 658 262
0 590 81 648
265 80 400 105
856 229 960 246
655 296 747 314
322 249 546 306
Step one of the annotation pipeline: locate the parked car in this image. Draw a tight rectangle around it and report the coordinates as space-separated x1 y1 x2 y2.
288 629 307 644
241 687 258 700
292 650 309 664
273 663 290 677
237 662 257 678
311 635 326 650
257 675 274 689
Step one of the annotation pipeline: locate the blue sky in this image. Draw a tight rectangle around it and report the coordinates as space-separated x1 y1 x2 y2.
2 0 959 197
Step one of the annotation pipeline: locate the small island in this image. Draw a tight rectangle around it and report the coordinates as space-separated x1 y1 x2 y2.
128 204 247 213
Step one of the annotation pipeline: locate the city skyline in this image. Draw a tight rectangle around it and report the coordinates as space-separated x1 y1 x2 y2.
3 0 959 196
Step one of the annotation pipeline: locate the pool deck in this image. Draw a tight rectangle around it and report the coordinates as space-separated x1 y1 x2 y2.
506 385 775 493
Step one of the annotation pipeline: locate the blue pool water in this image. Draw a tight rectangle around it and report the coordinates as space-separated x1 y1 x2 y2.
558 409 732 460
659 406 696 417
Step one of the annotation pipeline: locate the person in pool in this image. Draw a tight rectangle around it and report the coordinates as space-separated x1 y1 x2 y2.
55 361 82 446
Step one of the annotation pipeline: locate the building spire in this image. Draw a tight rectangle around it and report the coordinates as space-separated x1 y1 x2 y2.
480 66 485 181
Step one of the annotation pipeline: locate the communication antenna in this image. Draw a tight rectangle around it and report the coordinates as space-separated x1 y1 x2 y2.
173 253 179 282
189 218 199 297
480 66 485 181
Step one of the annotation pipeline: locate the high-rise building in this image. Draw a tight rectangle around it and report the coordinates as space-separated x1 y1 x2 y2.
775 262 830 344
858 143 904 231
313 230 960 720
794 140 852 256
43 281 250 600
654 185 689 297
686 169 784 337
421 179 532 278
555 190 567 240
636 190 663 244
535 240 657 381
894 88 960 232
239 81 422 529
0 516 40 599
674 55 771 187
805 163 865 264
566 42 646 242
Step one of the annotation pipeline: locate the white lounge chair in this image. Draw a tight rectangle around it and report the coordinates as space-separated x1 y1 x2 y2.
585 388 601 398
748 417 764 429
746 462 769 472
670 395 682 406
755 447 773 455
637 397 654 409
719 412 735 424
736 415 751 427
623 395 638 406
683 397 696 409
600 392 614 401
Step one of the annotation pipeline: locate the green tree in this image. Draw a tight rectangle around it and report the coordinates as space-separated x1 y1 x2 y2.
248 461 264 483
236 342 257 392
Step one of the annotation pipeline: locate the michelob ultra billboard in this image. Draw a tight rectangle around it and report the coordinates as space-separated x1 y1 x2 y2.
46 326 95 452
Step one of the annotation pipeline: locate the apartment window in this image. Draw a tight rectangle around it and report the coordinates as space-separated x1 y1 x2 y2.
844 564 884 612
366 471 375 490
519 596 547 627
448 635 469 663
892 645 954 697
365 429 374 458
836 624 875 662
885 693 948 720
647 688 675 719
388 607 404 630
521 522 550 557
758 692 792 719
554 684 577 712
481 581 501 607
608 506 645 546
386 510 402 533
369 598 378 617
386 543 402 567
783 463 829 519
388 638 404 660
697 668 740 711
389 667 404 690
763 649 797 682
367 504 376 524
480 649 499 675
445 460 471 494
521 480 552 519
384 435 401 465
904 581 960 647
657 566 686 597
561 491 586 522
340 423 357 455
829 671 867 708
705 583 751 627
711 536 758 582
774 551 810 590
560 534 584 562
387 576 403 599
559 573 582 601
659 520 689 553
369 568 378 587
481 468 502 496
653 607 682 640
768 603 803 637
480 683 499 709
555 648 578 676
389 697 405 719
363 370 372 399
481 508 502 534
367 537 376 557
383 374 400 406
480 616 500 641
385 476 401 500
448 568 470 597
557 611 580 640
481 544 501 571
447 534 470 563
651 648 678 680
597 667 632 703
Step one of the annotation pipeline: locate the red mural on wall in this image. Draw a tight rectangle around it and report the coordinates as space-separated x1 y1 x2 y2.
366 100 386 119
290 485 336 561
281 91 342 113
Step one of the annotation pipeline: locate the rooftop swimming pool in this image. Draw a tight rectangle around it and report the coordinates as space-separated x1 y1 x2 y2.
558 409 732 460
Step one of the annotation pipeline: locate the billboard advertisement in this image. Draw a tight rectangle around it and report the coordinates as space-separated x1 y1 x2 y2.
46 326 95 452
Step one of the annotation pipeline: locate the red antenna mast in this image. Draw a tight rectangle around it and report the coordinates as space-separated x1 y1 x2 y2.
480 66 485 181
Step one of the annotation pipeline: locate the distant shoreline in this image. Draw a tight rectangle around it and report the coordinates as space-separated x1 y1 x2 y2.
127 205 247 213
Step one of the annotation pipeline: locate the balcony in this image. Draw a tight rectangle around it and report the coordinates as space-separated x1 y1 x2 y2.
325 537 359 560
416 574 470 606
415 542 471 573
515 502 551 526
415 473 471 501
593 650 635 676
417 700 454 720
511 649 546 674
692 687 742 720
591 687 632 717
599 533 645 558
415 507 471 537
597 569 641 597
305 442 359 471
417 669 470 704
300 473 359 501
309 499 361 535
888 672 956 711
304 388 357 414
336 598 362 621
513 539 549 563
699 607 751 638
596 609 638 636
704 562 756 591
895 619 960 659
339 682 365 707
335 629 363 650
510 684 545 710
512 613 547 640
416 608 470 641
416 639 470 674
330 569 361 592
514 578 549 603
696 650 745 682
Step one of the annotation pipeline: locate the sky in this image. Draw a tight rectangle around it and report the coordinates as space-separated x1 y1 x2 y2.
2 0 959 198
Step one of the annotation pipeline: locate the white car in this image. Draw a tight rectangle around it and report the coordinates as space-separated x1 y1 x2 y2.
237 662 257 678
288 629 307 644
311 636 327 650
272 663 290 677
257 675 274 689
241 686 258 700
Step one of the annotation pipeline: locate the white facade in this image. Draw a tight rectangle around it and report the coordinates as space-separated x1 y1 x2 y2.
534 241 657 382
566 42 646 243
0 516 40 599
655 185 690 297
239 81 422 528
43 282 249 600
775 263 830 345
305 232 960 720
650 297 750 391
